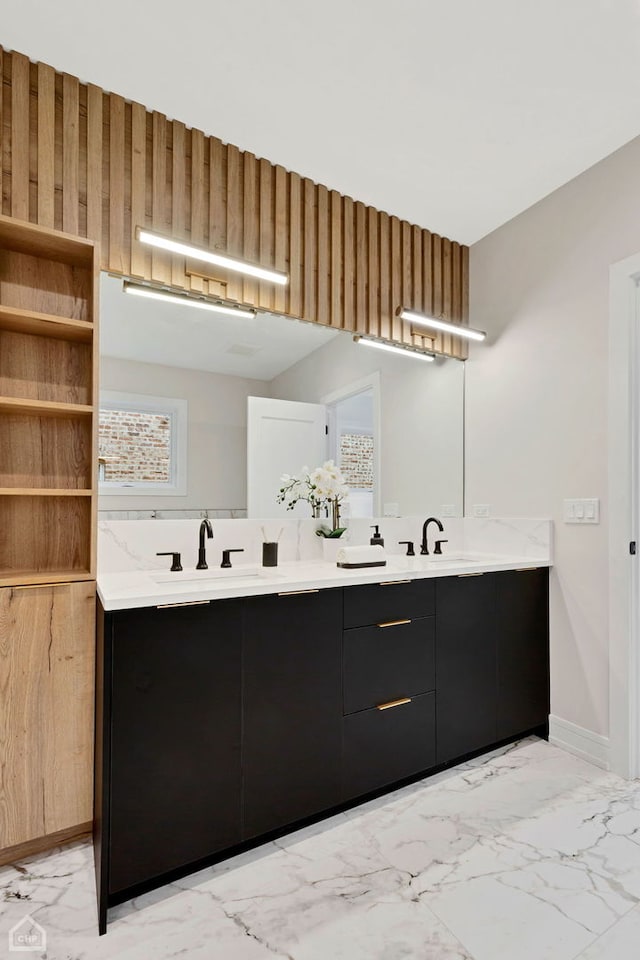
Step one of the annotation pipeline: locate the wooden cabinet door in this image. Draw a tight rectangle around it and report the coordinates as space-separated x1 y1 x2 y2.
243 589 343 839
435 574 497 765
108 600 242 894
496 569 550 740
0 581 95 851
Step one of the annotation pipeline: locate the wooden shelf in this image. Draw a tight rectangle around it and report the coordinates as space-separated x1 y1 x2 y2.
0 213 95 267
0 570 94 588
0 396 93 418
0 304 93 342
0 488 93 496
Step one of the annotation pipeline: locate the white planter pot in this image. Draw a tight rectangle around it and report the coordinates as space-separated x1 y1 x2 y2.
322 538 344 563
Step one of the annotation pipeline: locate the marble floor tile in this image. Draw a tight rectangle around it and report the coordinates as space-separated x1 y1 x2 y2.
1 738 639 960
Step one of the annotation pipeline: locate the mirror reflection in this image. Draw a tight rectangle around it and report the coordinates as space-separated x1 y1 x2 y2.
98 273 465 519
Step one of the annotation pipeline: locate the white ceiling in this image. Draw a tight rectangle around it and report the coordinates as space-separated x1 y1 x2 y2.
5 1 640 243
99 274 339 379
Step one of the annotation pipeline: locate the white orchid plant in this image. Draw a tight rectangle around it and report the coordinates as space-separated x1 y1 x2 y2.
277 460 349 536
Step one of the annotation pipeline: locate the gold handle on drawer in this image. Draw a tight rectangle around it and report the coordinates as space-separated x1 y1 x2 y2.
376 697 412 711
516 567 539 572
457 573 484 578
377 618 412 628
11 581 75 590
157 600 211 609
379 579 411 586
277 589 320 597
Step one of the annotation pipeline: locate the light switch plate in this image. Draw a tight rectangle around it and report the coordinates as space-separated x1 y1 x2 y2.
563 498 600 524
383 502 400 517
473 504 490 518
441 504 455 517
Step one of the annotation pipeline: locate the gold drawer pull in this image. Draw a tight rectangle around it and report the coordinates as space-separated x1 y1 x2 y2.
516 567 539 572
277 589 320 597
457 573 483 578
376 697 412 711
377 618 412 628
11 581 75 590
379 579 411 586
157 600 211 609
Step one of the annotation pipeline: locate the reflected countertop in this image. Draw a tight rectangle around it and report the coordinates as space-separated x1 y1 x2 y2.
97 554 552 611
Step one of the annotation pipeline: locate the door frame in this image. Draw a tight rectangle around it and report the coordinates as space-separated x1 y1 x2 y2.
608 251 640 778
321 372 382 518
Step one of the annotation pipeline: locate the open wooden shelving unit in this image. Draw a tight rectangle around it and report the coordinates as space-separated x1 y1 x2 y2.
0 214 98 857
0 214 98 586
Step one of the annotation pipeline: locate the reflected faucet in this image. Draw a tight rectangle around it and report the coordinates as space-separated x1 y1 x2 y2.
196 519 214 569
420 517 445 556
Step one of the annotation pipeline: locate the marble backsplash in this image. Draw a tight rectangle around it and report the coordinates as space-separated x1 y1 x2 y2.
98 515 552 574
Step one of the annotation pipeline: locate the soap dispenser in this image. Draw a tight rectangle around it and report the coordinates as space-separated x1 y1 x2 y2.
370 525 385 548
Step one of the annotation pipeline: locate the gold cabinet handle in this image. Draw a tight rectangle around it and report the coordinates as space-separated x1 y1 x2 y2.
277 589 320 597
516 567 539 572
376 697 412 711
157 600 211 609
379 579 411 586
377 618 412 628
457 573 484 578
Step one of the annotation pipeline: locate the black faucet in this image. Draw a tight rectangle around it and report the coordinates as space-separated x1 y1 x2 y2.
196 519 213 569
420 517 445 556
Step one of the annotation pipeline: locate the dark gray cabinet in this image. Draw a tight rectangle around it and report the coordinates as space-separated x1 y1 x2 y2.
496 569 549 740
107 601 242 896
436 568 550 766
435 574 498 765
243 589 343 838
96 567 549 932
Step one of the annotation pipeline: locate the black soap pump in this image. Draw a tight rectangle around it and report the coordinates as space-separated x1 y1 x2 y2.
370 525 385 548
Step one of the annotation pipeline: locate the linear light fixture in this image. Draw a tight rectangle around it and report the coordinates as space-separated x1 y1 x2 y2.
353 335 434 362
137 228 289 286
123 282 257 320
398 308 486 342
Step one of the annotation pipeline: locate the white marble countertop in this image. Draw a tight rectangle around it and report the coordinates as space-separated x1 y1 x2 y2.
97 554 552 611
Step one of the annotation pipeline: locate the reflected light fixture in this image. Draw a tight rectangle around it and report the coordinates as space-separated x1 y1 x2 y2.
353 335 434 362
137 228 288 286
398 308 486 342
123 282 257 320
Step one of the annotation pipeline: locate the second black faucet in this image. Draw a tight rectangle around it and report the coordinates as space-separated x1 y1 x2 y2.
196 518 213 569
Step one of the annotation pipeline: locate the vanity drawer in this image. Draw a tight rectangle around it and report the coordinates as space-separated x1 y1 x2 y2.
343 579 435 628
343 617 435 714
343 692 436 800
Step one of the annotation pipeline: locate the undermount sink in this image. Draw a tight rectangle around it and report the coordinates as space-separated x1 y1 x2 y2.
425 554 470 563
151 568 261 586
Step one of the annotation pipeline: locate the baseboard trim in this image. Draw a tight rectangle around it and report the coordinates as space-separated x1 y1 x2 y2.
0 821 92 868
549 715 610 770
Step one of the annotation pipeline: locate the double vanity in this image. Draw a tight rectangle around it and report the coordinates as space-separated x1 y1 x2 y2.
94 519 551 933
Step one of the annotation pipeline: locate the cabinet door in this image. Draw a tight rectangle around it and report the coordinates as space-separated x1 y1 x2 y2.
109 600 241 893
243 589 342 838
435 574 497 765
496 569 549 740
343 693 436 800
0 582 95 851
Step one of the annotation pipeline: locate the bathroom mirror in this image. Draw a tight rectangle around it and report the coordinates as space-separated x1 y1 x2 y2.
98 272 465 519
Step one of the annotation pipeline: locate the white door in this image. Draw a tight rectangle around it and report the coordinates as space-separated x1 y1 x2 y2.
247 397 327 518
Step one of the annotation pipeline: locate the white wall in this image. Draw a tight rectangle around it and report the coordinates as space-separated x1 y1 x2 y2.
99 356 270 512
467 134 640 740
270 334 465 518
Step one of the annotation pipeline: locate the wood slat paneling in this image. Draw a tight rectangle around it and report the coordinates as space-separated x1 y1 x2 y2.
273 164 287 315
107 93 125 274
36 63 55 229
10 53 30 222
343 196 354 332
0 45 470 358
85 85 103 248
330 191 342 329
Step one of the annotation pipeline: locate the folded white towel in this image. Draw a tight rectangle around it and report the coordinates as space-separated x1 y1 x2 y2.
336 544 387 566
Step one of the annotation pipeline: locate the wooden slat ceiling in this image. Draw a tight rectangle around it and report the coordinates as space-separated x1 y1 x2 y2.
0 47 469 359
